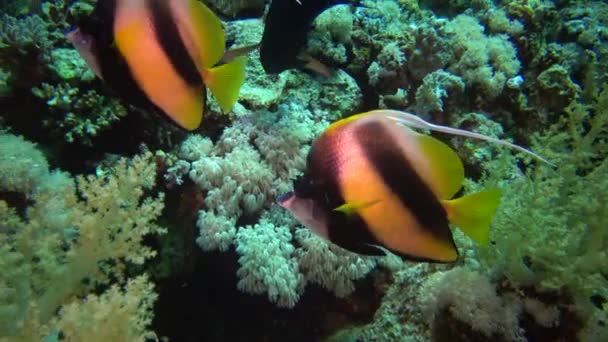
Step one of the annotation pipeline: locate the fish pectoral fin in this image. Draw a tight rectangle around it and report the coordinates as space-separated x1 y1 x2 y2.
442 188 502 246
337 241 387 256
297 53 333 78
333 199 381 216
203 56 247 112
220 43 260 64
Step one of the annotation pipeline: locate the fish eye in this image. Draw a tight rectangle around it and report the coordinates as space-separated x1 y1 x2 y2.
294 175 314 198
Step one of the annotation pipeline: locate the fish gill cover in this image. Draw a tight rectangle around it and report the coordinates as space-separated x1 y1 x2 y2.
0 0 606 341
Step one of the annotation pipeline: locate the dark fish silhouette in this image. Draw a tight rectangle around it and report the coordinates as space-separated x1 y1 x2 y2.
260 0 349 75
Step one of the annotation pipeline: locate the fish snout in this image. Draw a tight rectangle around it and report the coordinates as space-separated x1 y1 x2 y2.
276 191 295 206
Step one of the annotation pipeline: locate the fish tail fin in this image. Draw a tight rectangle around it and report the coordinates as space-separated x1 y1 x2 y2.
203 56 247 113
442 188 501 246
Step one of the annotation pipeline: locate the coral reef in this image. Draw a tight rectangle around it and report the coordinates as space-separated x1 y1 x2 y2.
0 134 164 340
0 0 607 340
32 83 127 145
206 0 265 18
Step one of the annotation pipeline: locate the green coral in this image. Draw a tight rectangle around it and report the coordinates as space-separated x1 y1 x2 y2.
0 133 49 195
40 0 96 30
467 85 608 339
32 83 127 145
48 48 95 82
0 0 35 16
0 144 165 340
0 13 62 91
0 67 11 96
0 14 57 57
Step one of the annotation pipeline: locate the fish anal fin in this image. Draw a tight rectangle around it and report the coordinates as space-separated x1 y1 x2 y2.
178 87 205 131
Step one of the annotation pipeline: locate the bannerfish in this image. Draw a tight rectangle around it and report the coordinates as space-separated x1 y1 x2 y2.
66 0 247 131
278 110 552 262
260 0 349 76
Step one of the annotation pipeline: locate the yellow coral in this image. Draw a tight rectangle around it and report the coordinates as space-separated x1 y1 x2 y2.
0 149 165 340
54 275 158 342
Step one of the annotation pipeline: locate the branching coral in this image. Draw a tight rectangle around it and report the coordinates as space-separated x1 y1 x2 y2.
48 48 95 82
53 275 158 342
32 82 127 145
0 13 61 89
0 139 165 340
462 85 608 339
40 0 96 30
0 14 55 56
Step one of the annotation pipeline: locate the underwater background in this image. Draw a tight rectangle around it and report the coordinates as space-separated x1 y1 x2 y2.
0 0 607 341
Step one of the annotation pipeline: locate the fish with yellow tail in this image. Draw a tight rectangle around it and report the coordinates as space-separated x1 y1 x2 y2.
278 110 552 262
66 0 247 131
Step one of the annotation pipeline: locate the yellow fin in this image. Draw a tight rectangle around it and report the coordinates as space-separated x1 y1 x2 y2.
188 0 224 67
442 189 501 246
334 199 380 216
204 56 247 112
415 133 464 199
326 112 368 132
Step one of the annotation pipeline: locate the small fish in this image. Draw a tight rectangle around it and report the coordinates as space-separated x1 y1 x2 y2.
259 0 348 75
66 0 247 131
278 110 551 262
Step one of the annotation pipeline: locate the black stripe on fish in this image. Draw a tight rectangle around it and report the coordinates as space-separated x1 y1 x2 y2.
81 0 156 111
306 134 385 256
148 0 202 87
355 121 455 247
80 0 188 128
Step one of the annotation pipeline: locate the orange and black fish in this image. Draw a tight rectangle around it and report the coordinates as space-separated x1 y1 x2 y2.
278 110 551 262
67 0 247 131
